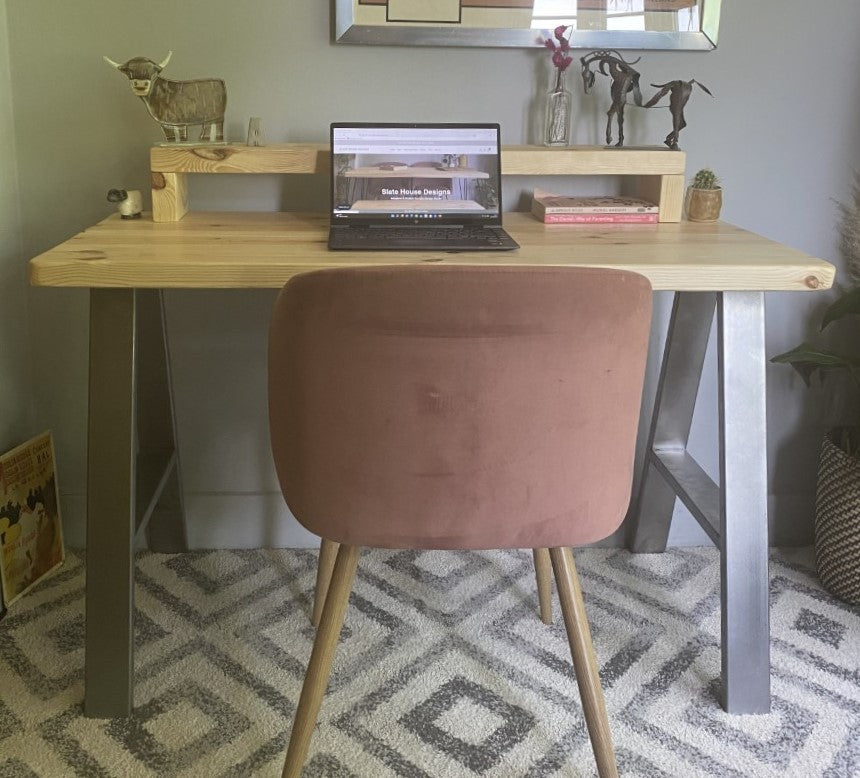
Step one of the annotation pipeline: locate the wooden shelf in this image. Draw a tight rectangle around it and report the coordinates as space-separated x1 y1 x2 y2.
151 143 328 175
150 143 686 223
502 145 685 176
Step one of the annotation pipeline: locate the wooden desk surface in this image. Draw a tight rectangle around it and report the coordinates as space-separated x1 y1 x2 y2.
29 211 834 292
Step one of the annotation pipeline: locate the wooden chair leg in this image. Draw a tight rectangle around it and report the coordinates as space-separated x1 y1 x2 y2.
549 547 618 778
283 544 360 778
532 548 553 624
312 538 340 627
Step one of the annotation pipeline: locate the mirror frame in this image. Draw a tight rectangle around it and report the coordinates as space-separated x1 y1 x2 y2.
334 0 721 50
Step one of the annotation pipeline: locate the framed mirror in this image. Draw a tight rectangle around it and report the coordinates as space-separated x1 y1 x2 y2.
335 0 721 50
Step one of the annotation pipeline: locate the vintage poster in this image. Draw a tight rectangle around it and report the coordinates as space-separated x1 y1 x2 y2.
0 431 64 607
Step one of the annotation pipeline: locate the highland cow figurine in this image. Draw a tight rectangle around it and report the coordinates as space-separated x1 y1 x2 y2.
103 51 226 143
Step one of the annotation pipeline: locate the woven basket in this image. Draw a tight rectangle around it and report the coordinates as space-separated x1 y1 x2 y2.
814 429 860 605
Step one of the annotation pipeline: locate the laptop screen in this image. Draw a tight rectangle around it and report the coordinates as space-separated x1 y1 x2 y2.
330 123 503 226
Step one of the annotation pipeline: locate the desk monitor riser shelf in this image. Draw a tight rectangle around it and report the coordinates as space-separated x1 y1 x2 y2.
29 144 833 719
149 143 687 223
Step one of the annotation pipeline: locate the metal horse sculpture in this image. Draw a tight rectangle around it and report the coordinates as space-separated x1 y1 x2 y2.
580 50 643 147
644 79 713 150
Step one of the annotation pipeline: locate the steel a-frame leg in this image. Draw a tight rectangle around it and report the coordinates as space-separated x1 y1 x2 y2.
629 291 770 714
85 289 186 718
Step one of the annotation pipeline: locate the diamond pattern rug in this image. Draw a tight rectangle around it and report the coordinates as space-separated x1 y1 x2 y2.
1 547 858 777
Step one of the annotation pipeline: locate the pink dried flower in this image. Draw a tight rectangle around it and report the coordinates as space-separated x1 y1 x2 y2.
541 25 572 71
552 51 573 71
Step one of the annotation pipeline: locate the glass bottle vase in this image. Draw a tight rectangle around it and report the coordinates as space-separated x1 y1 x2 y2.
544 69 572 146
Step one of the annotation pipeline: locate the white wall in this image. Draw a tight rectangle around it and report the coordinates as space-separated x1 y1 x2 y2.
5 1 858 548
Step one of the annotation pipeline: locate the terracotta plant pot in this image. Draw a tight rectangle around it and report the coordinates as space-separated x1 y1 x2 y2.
685 186 722 222
814 429 860 605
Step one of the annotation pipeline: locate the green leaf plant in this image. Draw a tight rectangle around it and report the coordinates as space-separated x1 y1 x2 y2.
770 285 860 457
772 173 860 458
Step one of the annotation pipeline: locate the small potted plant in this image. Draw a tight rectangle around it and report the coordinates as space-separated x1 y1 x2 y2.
685 168 722 221
771 178 860 604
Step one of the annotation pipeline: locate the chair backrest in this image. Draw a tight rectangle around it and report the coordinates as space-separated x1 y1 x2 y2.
268 266 652 550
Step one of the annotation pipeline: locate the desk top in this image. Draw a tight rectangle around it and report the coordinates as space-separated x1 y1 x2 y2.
29 211 834 292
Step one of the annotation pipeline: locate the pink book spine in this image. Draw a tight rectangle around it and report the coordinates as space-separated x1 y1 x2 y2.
541 212 659 224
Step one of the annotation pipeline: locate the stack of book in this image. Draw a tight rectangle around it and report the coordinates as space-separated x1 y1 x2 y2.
531 189 659 223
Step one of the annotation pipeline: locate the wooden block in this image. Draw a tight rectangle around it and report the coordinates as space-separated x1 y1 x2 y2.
151 172 188 223
622 174 685 223
658 174 685 223
503 146 686 176
150 144 328 174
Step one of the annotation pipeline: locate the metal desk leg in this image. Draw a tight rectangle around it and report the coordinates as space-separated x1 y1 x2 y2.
628 291 771 714
85 289 186 718
718 291 770 713
85 289 136 718
136 290 187 553
629 292 717 552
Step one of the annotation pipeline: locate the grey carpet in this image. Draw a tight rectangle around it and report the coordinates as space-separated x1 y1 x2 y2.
0 547 858 777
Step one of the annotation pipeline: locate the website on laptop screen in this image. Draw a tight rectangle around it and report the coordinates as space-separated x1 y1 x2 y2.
331 125 501 225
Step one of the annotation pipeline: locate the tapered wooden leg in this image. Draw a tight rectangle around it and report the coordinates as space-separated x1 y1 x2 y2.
532 548 553 624
550 547 618 778
283 544 360 778
312 538 340 627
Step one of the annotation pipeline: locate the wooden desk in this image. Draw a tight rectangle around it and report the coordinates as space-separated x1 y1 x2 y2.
29 211 834 719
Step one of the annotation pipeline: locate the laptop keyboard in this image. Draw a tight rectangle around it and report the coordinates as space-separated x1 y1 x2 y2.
331 226 516 250
361 227 499 242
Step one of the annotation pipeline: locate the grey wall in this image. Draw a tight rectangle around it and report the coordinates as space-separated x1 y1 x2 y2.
0 0 33 453
4 1 858 548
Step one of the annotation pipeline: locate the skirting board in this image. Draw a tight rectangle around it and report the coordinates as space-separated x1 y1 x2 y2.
57 492 810 550
183 494 320 549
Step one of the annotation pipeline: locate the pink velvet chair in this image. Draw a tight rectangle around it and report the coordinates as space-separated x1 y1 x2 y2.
268 265 652 778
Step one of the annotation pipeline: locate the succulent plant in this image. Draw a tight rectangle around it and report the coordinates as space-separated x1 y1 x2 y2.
691 168 720 189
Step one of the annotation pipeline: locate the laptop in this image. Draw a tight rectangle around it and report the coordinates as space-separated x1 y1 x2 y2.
328 122 519 251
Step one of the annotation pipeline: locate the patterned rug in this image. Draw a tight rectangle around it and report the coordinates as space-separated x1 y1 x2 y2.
1 547 858 777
